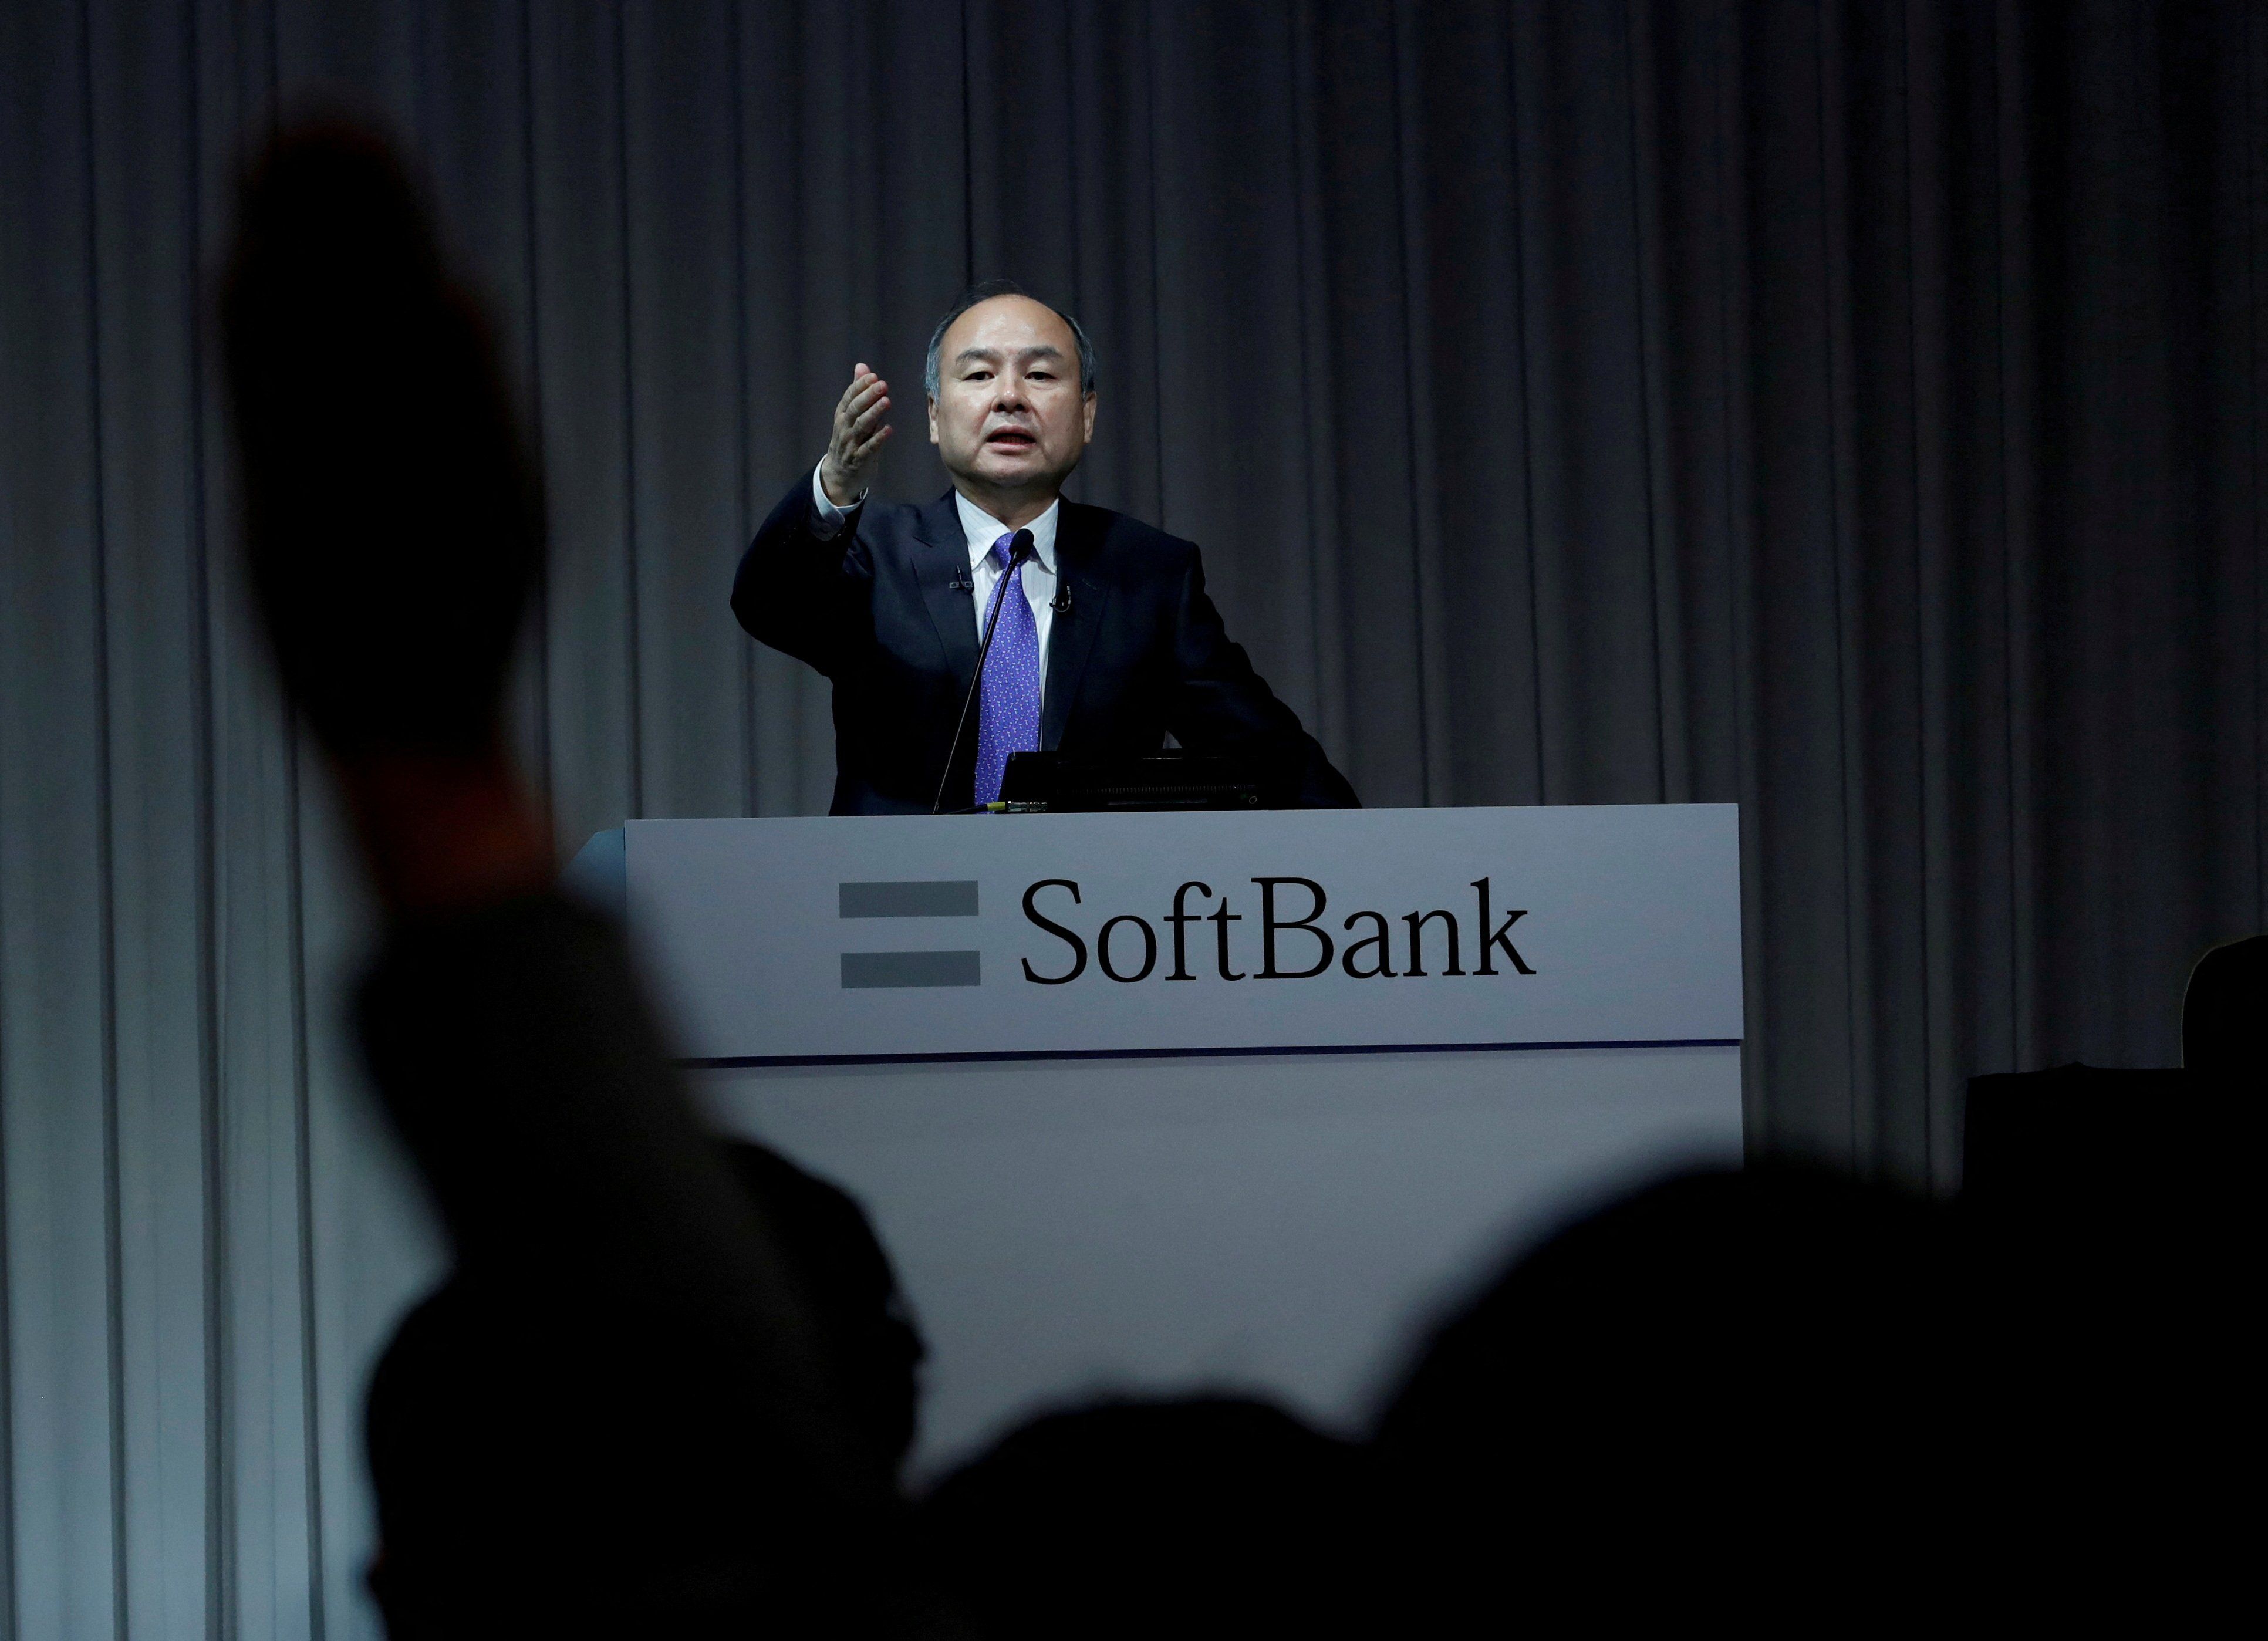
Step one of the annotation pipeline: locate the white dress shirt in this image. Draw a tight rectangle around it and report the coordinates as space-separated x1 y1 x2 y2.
808 464 1062 701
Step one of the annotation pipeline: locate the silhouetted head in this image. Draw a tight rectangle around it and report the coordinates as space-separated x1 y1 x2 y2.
920 1397 1381 1639
2182 934 2264 1082
364 1140 922 1634
1375 1167 1967 1620
714 1139 925 1472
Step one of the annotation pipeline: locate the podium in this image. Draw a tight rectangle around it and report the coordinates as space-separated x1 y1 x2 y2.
570 804 1743 1475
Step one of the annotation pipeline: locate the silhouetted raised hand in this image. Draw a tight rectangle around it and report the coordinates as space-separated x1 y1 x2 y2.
218 124 918 1637
221 122 541 758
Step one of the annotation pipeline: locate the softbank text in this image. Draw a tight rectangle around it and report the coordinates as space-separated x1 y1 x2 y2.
1019 877 1535 985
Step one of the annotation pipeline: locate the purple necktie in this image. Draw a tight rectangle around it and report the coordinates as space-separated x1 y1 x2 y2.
974 531 1042 806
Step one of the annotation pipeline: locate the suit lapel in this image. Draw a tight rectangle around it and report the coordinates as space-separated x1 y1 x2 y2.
912 491 980 694
1042 503 1112 749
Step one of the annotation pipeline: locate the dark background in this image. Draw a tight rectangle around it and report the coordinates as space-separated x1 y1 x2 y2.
2 2 2262 1632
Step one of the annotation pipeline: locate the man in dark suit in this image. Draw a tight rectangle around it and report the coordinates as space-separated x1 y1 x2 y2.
732 282 1358 814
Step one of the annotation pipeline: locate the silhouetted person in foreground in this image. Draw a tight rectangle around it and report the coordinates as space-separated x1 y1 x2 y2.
1373 1167 1975 1626
918 1397 1382 1637
1955 941 2262 1620
714 1139 929 1473
366 1140 928 1626
222 124 915 1636
2183 933 2264 1085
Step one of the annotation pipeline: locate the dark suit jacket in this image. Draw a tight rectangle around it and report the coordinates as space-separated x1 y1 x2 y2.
733 480 1359 813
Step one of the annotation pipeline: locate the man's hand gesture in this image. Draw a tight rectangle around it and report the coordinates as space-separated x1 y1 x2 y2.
818 364 892 507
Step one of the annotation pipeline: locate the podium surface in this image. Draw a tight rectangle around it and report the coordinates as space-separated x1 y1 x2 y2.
583 804 1742 1474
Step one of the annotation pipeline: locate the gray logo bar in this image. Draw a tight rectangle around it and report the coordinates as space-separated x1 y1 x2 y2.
838 880 983 988
841 950 982 989
839 879 980 919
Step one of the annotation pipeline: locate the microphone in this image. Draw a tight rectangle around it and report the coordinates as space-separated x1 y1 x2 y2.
1051 585 1071 615
947 569 972 592
932 530 1037 814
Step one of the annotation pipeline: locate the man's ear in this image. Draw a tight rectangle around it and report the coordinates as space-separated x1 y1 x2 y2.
1082 391 1097 444
927 396 940 445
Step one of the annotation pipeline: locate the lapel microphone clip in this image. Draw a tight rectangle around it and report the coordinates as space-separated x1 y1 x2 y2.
952 571 1065 612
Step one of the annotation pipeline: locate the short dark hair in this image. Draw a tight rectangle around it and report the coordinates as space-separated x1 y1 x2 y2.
924 279 1098 399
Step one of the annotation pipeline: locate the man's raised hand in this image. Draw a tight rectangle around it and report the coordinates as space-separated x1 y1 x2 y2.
818 364 892 507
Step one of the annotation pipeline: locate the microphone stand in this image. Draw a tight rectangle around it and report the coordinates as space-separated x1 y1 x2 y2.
932 535 1037 815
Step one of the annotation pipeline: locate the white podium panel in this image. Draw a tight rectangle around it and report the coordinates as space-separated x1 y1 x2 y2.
626 805 1741 1062
588 806 1743 1477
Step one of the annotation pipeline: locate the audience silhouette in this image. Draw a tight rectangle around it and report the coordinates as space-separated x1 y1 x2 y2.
2183 933 2264 1085
1377 1166 1972 1624
364 1139 929 1630
920 1397 1382 1637
221 120 2256 1636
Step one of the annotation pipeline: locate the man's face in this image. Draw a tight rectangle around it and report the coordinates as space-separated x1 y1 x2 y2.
928 295 1096 498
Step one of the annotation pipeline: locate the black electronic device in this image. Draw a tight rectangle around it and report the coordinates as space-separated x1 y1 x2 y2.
995 747 1298 812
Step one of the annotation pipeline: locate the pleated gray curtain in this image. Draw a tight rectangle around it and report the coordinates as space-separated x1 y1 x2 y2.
2 2 2262 1633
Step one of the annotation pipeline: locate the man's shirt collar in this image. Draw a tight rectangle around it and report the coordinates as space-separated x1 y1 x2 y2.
955 491 1060 575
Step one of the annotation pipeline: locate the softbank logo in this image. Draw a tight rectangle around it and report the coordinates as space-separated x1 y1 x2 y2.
836 876 1535 990
1020 877 1535 985
838 880 981 988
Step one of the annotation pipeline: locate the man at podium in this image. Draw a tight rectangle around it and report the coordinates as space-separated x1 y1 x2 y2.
732 282 1357 815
